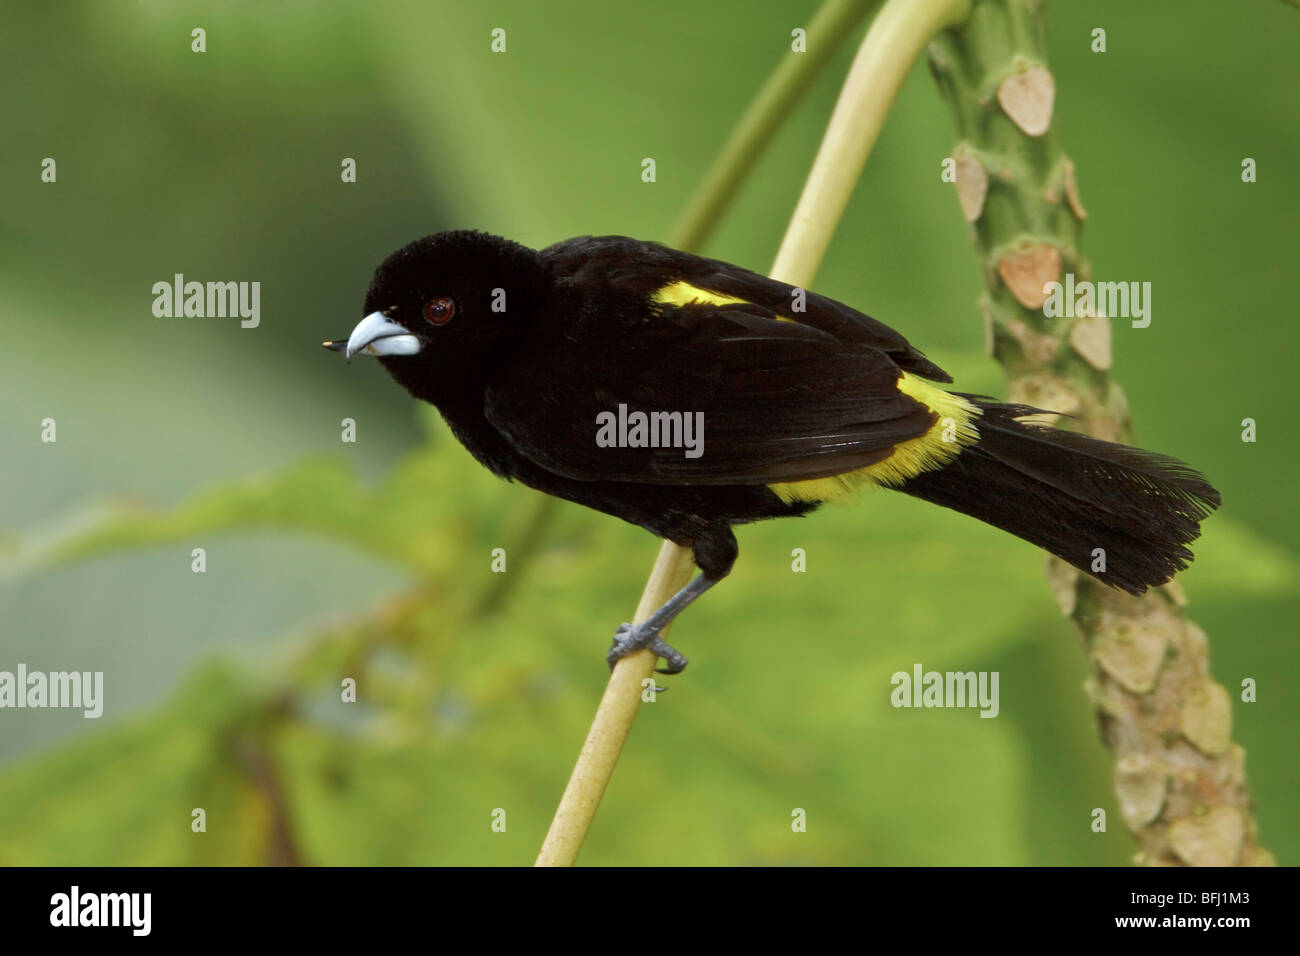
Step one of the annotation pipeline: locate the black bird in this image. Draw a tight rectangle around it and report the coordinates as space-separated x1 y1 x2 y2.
325 231 1220 673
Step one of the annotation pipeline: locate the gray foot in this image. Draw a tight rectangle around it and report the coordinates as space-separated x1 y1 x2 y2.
607 622 689 675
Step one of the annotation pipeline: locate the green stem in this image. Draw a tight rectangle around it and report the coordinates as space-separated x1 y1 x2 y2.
772 0 972 285
487 0 886 628
535 0 975 869
671 0 883 252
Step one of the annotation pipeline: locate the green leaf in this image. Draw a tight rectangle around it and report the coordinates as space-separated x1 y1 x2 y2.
2 432 518 580
0 664 287 866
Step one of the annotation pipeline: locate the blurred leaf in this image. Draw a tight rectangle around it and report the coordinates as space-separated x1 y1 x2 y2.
3 438 501 580
0 664 288 866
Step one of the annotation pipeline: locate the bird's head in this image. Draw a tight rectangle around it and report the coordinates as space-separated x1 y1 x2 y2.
325 230 544 403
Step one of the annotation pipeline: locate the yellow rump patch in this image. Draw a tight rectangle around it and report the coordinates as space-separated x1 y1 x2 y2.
651 280 979 504
768 374 981 504
652 280 794 322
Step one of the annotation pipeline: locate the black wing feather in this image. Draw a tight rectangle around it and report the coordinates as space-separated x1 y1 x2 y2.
541 235 951 381
484 301 933 485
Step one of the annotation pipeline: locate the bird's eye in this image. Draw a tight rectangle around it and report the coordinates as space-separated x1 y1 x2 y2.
423 297 455 326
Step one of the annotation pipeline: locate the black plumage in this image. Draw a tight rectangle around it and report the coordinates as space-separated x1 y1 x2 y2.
901 401 1219 594
326 230 1221 671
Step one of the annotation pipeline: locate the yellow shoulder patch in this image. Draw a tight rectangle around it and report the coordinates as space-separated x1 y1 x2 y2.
652 280 748 309
652 280 794 322
768 374 981 504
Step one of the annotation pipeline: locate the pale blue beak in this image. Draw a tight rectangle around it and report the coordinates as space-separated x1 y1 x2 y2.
342 311 422 363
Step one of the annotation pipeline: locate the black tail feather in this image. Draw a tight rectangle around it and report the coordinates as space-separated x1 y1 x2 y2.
898 401 1220 594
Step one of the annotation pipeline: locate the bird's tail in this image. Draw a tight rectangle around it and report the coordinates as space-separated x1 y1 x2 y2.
896 399 1221 594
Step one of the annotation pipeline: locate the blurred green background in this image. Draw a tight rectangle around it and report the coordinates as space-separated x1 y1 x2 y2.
1 0 1296 865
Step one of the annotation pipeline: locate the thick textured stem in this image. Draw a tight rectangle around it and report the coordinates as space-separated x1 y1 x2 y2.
929 0 1271 866
536 0 973 867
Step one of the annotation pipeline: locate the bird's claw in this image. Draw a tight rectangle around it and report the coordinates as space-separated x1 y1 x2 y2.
607 621 689 675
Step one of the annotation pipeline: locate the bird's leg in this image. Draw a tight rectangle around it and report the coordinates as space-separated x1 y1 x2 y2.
606 572 720 675
607 528 737 675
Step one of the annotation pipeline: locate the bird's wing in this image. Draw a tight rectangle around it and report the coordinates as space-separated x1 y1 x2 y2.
483 301 942 486
540 235 952 382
